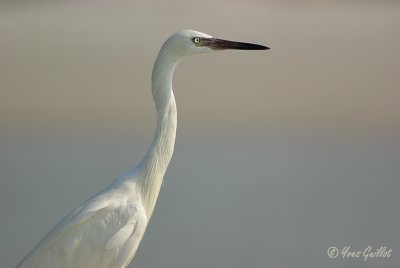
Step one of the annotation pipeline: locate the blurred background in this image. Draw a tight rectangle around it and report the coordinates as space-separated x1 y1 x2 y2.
1 0 399 267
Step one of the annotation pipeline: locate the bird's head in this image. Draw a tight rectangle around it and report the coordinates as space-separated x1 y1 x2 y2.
159 29 269 59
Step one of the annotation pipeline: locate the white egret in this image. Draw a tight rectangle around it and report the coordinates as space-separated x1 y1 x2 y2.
15 30 268 268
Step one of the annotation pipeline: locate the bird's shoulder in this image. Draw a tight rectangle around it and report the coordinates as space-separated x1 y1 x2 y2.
64 180 148 241
17 181 148 268
69 181 145 226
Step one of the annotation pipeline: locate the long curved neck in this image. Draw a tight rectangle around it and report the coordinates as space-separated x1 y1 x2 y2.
137 50 179 216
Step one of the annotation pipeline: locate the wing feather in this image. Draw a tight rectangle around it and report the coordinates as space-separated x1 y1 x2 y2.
105 220 137 250
16 190 148 268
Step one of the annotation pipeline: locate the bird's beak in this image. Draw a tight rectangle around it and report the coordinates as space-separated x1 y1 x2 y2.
205 38 269 50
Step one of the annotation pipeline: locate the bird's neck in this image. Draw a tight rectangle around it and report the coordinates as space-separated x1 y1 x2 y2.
137 52 179 217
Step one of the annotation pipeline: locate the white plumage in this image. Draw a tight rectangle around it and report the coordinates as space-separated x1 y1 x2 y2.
15 30 268 268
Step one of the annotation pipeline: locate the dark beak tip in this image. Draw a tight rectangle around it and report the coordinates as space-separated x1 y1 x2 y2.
259 45 270 50
252 45 269 51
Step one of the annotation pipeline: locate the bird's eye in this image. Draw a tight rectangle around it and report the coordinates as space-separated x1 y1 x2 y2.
192 37 201 44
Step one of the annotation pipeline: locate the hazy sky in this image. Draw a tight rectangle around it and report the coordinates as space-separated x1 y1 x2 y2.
1 0 399 141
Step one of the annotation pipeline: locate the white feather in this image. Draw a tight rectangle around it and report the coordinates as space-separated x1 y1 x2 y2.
15 29 267 268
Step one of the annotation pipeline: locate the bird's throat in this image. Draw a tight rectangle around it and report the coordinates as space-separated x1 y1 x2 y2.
138 51 179 216
139 93 177 216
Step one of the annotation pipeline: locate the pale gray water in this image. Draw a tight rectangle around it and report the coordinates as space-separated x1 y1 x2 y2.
1 134 399 268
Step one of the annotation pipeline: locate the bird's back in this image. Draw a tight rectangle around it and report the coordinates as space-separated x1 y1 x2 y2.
16 181 148 268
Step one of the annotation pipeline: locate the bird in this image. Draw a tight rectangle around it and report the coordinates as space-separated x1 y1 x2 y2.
15 29 269 268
